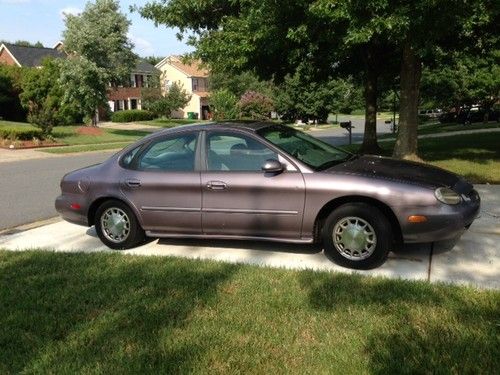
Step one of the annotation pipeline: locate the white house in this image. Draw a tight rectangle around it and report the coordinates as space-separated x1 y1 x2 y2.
155 56 210 119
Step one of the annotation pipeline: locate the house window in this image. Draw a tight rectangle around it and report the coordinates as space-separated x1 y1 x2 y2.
192 78 199 91
165 79 172 91
135 74 144 88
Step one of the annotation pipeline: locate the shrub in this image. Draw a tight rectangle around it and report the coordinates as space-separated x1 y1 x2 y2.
0 126 44 140
238 91 274 120
209 89 239 120
111 110 155 123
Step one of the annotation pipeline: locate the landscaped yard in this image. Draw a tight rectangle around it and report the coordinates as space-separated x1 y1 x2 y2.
0 251 498 374
343 132 500 184
0 121 151 154
140 118 207 127
417 121 500 135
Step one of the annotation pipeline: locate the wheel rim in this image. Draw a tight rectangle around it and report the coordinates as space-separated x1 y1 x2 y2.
100 207 131 243
332 216 377 261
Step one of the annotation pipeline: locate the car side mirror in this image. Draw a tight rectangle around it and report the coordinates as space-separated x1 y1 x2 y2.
261 159 284 174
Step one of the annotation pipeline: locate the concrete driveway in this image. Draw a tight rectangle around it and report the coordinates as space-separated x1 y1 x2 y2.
1 185 498 289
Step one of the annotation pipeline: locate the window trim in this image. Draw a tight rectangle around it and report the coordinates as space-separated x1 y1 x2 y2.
202 129 300 173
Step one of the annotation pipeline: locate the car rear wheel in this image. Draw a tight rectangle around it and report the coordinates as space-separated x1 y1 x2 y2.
95 200 145 250
322 203 392 269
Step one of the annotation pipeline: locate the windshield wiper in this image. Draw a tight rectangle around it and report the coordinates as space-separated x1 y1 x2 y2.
317 154 357 171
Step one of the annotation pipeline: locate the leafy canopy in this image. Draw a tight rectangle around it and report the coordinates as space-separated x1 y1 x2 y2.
61 0 137 121
20 59 83 134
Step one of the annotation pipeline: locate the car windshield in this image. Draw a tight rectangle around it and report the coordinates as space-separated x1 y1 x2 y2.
257 126 352 170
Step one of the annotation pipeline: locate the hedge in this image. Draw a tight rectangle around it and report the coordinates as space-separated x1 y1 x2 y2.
0 126 44 140
111 110 155 123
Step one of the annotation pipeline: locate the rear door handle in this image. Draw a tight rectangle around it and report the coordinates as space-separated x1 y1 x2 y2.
125 179 141 188
206 181 227 190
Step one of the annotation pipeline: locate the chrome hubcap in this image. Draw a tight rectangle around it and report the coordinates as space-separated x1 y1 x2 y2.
100 207 130 243
333 216 377 260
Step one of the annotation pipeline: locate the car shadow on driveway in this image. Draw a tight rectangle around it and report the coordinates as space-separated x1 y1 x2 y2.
157 238 322 255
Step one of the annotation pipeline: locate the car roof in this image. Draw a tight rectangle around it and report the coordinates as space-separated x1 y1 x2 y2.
157 121 275 135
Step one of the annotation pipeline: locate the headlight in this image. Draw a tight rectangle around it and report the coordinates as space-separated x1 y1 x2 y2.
435 187 461 205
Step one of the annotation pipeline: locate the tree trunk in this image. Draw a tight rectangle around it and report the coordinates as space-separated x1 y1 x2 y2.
393 42 422 160
359 57 382 154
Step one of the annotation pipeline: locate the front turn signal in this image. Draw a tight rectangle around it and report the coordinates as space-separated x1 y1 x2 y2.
408 215 427 223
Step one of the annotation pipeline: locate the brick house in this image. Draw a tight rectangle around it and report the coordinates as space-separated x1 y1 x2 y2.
155 56 211 119
0 42 156 115
107 59 157 112
0 42 65 67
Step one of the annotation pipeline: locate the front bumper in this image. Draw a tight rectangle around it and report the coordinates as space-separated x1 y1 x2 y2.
399 190 480 243
55 194 89 227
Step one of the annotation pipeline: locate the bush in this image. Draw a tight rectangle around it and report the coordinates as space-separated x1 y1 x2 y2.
0 126 44 140
209 89 239 120
238 90 274 120
111 110 155 123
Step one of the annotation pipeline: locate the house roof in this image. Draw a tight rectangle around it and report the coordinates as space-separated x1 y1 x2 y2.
156 55 209 77
134 59 157 74
1 43 65 67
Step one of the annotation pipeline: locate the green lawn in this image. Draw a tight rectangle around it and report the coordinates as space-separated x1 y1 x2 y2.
417 121 500 135
41 142 132 154
0 121 150 154
0 120 38 128
0 251 498 374
140 118 209 128
50 126 150 146
343 132 500 184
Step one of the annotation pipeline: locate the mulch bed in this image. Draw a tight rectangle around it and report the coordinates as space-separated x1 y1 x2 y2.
76 126 104 136
0 140 65 150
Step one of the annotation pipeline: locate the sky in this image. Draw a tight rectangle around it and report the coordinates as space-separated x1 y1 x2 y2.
0 0 193 57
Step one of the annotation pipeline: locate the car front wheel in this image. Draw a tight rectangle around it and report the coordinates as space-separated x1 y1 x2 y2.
322 203 392 269
95 200 145 250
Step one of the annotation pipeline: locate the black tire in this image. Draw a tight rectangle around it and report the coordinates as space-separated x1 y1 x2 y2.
322 203 393 269
94 199 145 250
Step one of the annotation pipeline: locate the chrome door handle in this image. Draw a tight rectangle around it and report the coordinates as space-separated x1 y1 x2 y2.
125 179 141 188
206 181 227 190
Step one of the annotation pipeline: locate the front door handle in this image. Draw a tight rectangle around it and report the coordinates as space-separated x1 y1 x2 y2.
125 178 141 188
206 181 227 190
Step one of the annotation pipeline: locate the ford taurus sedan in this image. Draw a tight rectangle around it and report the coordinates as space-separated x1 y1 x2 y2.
56 122 480 269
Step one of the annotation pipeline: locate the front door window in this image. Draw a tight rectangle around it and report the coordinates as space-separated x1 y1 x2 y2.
207 132 278 171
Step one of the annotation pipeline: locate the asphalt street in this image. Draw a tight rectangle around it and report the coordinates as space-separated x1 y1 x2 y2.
312 116 394 145
0 152 113 230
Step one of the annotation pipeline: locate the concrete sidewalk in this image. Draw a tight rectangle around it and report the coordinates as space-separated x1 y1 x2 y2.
0 185 498 289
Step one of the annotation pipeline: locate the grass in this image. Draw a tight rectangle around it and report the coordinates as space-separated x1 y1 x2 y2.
40 142 132 154
140 118 209 128
0 250 498 374
344 132 500 184
50 127 150 146
0 120 38 129
417 121 500 135
0 121 151 154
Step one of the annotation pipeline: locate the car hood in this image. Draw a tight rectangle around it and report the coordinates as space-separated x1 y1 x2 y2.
327 155 473 193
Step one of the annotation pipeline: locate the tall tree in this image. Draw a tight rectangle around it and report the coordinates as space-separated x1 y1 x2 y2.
390 0 498 159
137 0 398 153
421 51 500 114
21 58 83 134
0 65 26 122
61 0 136 125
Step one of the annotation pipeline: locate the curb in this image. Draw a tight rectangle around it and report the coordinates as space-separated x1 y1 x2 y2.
0 217 62 236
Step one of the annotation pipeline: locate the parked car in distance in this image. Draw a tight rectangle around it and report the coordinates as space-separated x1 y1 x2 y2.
439 106 500 124
56 122 480 269
419 108 442 118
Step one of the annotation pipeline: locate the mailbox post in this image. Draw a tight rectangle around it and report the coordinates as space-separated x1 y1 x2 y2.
340 121 352 144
